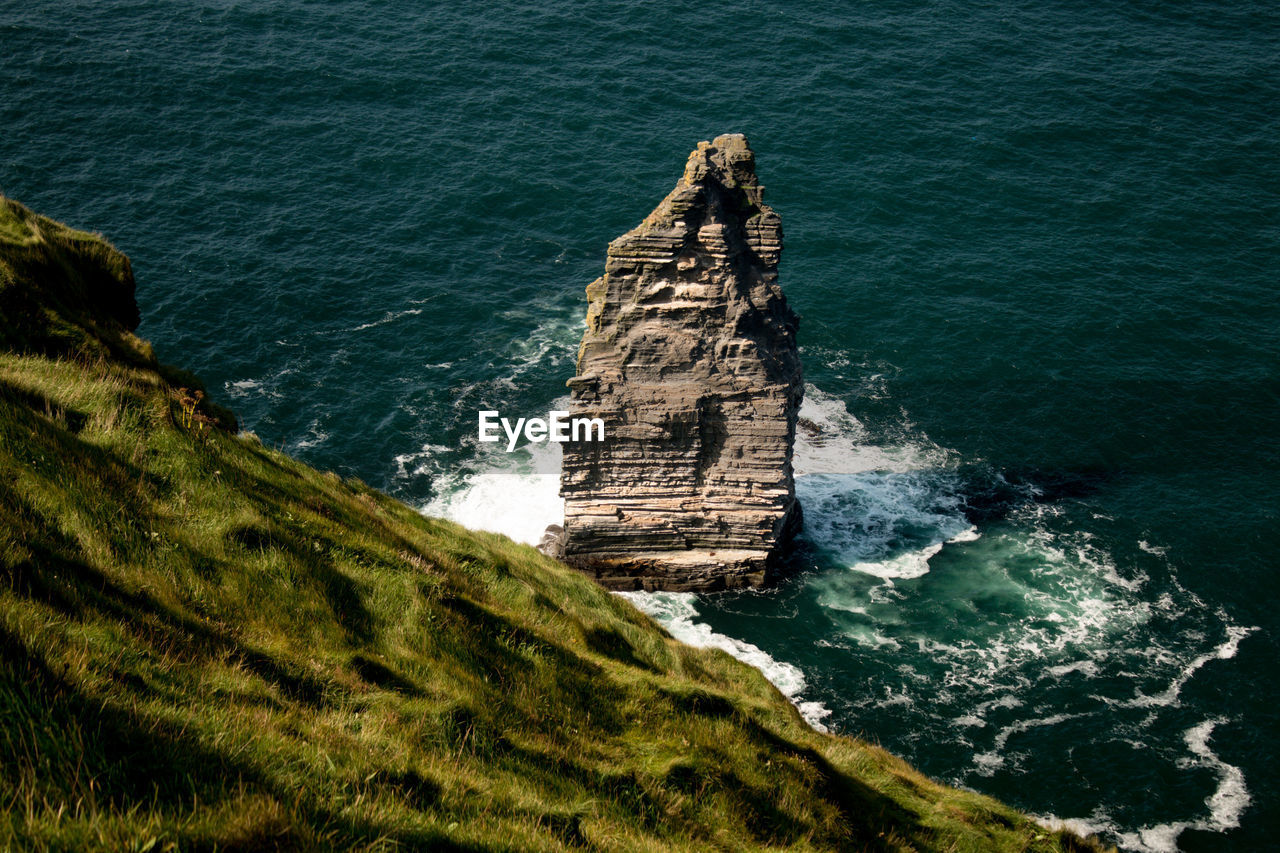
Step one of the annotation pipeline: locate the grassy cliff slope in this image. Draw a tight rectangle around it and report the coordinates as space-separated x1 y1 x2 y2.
0 195 1110 852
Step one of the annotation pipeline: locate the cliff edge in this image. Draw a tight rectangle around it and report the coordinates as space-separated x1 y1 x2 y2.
560 134 804 591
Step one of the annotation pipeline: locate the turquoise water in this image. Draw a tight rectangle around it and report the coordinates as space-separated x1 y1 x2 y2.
3 2 1277 849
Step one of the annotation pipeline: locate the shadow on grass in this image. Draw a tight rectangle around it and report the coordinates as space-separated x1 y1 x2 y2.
735 710 927 851
0 379 90 432
2 492 336 709
0 622 487 852
0 621 255 811
227 521 375 644
583 624 660 673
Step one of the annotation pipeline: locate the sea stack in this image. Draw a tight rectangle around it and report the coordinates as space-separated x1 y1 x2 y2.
558 134 803 591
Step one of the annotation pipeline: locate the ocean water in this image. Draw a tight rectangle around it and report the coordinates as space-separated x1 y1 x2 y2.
3 2 1277 849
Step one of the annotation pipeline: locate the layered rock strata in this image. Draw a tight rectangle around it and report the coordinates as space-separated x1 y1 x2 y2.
558 134 803 591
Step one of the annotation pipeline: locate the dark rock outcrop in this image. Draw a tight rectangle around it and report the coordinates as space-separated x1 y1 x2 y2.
558 134 803 591
0 195 141 360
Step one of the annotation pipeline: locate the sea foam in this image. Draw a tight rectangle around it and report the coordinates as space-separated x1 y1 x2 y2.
1039 718 1252 853
422 438 563 546
794 387 973 581
615 590 832 732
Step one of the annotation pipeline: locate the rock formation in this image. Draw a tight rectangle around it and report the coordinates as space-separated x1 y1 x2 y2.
557 134 803 591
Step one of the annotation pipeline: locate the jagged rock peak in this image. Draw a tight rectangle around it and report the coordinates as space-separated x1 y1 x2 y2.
554 134 803 592
683 133 757 185
608 133 782 274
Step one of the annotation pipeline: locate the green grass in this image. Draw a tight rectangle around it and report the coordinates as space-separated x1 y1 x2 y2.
0 195 1114 851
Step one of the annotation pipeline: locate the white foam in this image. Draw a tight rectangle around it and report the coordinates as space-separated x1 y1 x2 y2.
993 712 1085 753
973 712 1087 777
616 591 832 732
972 694 1024 715
290 419 329 451
1138 540 1168 557
858 629 903 650
392 443 455 479
226 378 263 397
496 310 581 387
850 544 942 580
875 686 914 708
1036 814 1115 846
794 386 942 476
971 750 1005 775
1045 660 1100 679
791 387 974 582
223 365 298 402
1040 718 1253 853
1123 624 1255 709
349 307 424 333
886 527 1154 688
422 440 563 546
797 470 971 580
1021 517 1147 594
1186 719 1251 829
